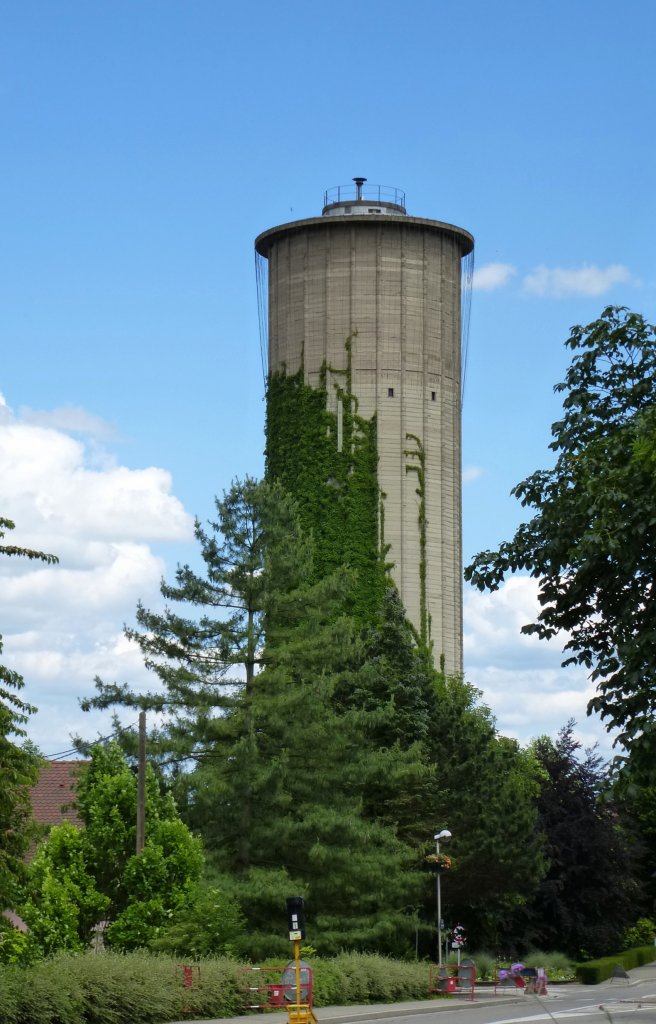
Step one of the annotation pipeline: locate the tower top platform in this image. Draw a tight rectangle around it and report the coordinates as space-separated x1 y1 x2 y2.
255 178 474 257
255 214 474 258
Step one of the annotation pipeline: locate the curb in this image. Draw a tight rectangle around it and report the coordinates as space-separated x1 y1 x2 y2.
315 997 525 1023
167 995 527 1024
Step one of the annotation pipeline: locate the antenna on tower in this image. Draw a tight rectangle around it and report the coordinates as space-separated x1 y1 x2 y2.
352 176 367 201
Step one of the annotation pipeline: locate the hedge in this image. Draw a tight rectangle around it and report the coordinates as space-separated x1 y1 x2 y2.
0 951 434 1023
576 946 656 984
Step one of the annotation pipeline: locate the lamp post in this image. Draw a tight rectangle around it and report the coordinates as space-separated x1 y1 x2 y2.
434 829 452 966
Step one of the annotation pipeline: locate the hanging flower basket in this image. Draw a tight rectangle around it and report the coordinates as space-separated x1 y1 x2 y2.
426 853 452 872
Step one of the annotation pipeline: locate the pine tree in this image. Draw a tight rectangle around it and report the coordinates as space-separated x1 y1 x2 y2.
83 477 275 761
84 482 425 955
208 562 422 956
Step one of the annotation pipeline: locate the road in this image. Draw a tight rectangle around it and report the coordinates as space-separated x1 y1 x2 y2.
323 966 656 1024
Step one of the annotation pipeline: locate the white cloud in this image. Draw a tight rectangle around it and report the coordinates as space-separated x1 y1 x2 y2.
523 263 631 298
472 262 517 291
0 399 195 753
462 465 484 484
463 577 616 757
19 405 117 440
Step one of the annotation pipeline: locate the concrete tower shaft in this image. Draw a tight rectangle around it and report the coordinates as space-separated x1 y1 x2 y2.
256 194 473 674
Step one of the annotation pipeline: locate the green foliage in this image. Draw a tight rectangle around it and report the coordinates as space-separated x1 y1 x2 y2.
80 476 549 957
315 951 430 1004
0 950 442 1022
515 723 638 959
265 346 387 627
464 308 656 783
576 946 656 983
83 476 281 777
150 884 245 957
0 950 245 1024
419 676 545 950
21 743 203 955
0 517 57 913
213 603 424 955
21 823 109 954
0 917 38 967
619 784 656 916
622 917 655 950
469 951 495 980
404 434 430 646
533 950 577 979
0 957 20 1023
86 478 422 955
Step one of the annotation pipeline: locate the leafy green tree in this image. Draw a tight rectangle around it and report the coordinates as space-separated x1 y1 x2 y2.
622 917 656 950
618 783 656 920
516 722 638 958
22 742 203 952
465 308 656 782
416 676 545 951
0 517 57 912
151 883 245 957
20 824 108 954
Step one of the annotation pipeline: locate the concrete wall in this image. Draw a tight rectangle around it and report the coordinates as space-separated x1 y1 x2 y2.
257 213 472 675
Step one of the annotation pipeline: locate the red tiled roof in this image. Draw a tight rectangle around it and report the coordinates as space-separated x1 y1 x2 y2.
30 760 89 828
2 909 30 933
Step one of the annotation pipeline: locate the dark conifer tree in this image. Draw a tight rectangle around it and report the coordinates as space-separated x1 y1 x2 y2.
517 722 638 957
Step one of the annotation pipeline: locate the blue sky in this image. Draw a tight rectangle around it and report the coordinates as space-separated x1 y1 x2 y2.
1 0 654 756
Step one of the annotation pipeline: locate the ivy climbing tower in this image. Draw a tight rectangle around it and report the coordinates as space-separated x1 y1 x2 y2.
255 179 474 674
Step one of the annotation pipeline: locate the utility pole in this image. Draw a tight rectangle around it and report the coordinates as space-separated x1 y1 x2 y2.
136 710 146 853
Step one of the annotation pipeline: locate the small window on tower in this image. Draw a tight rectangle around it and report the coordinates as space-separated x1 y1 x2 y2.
388 387 395 398
431 391 436 401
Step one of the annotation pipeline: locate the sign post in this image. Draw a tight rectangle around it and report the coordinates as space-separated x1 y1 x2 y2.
285 897 317 1024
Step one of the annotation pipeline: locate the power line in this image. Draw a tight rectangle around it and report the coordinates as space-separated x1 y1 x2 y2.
46 718 140 760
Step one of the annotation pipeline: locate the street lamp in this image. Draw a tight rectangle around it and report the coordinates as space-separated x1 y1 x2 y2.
434 829 452 966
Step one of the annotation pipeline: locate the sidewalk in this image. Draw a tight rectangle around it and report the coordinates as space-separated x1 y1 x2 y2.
168 987 530 1024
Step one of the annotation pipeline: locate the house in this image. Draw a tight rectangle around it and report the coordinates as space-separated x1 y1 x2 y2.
1 760 88 933
29 760 88 832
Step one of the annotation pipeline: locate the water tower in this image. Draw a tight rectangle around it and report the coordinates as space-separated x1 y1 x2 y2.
255 179 473 674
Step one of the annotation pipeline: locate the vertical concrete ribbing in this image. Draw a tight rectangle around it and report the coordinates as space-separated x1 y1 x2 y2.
258 213 472 675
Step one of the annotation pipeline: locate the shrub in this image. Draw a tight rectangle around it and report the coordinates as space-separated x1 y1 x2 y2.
12 954 86 1024
151 886 246 957
576 946 656 984
622 919 656 951
469 952 495 980
0 920 38 966
0 962 20 1024
310 958 346 1006
0 951 246 1024
524 949 575 981
320 953 428 1005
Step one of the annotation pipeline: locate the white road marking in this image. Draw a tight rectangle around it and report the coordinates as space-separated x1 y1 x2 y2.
494 1007 638 1024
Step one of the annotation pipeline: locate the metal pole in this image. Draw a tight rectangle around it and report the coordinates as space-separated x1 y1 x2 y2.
294 937 301 1008
436 835 442 965
136 710 146 853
